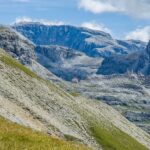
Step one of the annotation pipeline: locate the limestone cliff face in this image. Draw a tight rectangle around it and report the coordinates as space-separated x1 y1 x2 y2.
97 41 150 75
13 23 146 58
0 25 35 65
35 45 102 81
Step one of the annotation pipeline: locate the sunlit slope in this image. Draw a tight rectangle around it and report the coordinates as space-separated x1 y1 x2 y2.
0 48 150 150
0 116 90 150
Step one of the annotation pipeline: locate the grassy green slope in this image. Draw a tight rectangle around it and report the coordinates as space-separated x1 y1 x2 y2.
76 103 150 150
89 120 149 150
0 116 90 150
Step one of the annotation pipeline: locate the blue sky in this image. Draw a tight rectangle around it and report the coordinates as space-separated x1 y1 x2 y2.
0 0 150 41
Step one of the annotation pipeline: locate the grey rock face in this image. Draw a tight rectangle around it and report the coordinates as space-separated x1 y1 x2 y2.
97 41 150 75
124 111 150 122
35 45 81 63
0 25 35 65
35 45 102 81
13 23 146 58
117 40 146 53
0 25 61 83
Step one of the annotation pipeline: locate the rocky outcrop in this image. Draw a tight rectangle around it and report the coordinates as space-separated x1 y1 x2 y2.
35 45 82 63
97 41 150 75
0 25 35 65
13 22 146 58
0 25 62 83
35 45 102 81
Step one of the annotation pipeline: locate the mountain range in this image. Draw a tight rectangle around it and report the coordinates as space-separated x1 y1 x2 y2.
13 22 146 81
14 22 146 58
0 22 150 150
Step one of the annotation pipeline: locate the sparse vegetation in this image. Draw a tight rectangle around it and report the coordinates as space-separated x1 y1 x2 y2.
0 55 39 79
75 107 149 150
88 120 149 150
64 134 81 142
0 116 91 150
69 91 80 97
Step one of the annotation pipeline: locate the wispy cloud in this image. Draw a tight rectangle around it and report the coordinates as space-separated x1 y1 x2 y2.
14 17 65 26
125 26 150 42
78 0 150 19
79 0 117 14
81 21 111 33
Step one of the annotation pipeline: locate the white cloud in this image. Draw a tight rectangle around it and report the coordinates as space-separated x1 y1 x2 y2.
81 22 111 33
78 0 150 19
14 17 65 26
125 26 150 42
79 0 118 14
